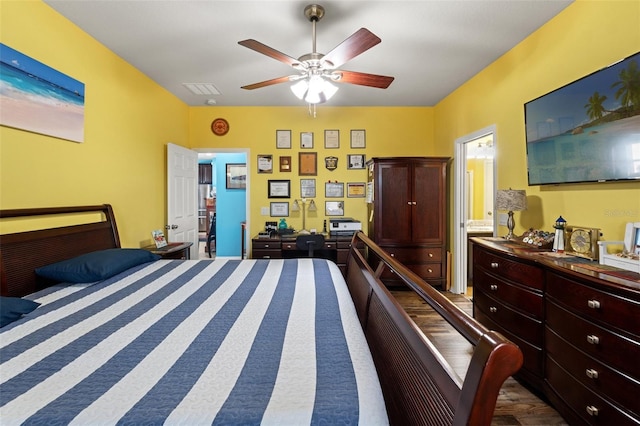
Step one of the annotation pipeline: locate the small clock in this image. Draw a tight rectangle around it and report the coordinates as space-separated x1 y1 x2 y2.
565 226 601 260
211 118 229 136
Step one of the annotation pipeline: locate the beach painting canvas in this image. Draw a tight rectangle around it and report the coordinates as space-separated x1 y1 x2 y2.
0 43 85 143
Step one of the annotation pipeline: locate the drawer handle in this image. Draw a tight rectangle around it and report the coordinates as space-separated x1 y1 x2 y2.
428 253 433 258
264 244 270 248
390 253 395 257
586 335 600 345
585 369 599 379
427 268 433 273
490 284 498 291
587 300 601 309
586 406 599 417
489 306 497 313
263 256 271 259
490 262 499 268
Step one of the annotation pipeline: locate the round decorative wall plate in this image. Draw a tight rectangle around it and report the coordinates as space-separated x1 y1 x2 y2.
211 118 229 136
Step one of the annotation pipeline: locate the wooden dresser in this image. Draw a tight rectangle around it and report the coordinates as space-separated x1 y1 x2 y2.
366 157 449 289
471 237 640 425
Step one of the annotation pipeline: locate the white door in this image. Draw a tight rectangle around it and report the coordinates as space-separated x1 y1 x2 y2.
167 143 198 259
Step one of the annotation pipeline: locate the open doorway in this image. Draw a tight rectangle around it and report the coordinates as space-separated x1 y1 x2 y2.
195 149 249 260
453 126 496 294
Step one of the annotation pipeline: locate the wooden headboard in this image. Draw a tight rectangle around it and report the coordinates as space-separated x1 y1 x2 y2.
346 232 524 425
0 204 120 297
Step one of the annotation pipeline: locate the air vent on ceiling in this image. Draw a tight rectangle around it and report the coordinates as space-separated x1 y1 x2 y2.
183 83 221 96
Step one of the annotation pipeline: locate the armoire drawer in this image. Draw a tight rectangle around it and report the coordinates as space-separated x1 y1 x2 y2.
546 300 640 381
382 246 443 263
473 245 543 290
474 268 543 319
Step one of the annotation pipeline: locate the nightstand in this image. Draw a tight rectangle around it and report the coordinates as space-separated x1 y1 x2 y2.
143 242 193 259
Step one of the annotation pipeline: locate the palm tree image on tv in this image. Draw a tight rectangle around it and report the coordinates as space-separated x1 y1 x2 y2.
584 60 640 124
525 52 640 185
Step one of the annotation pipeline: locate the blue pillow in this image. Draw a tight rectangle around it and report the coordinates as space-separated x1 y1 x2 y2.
35 248 160 283
0 296 40 328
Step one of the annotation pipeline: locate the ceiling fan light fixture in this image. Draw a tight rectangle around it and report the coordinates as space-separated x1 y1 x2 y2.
291 75 338 105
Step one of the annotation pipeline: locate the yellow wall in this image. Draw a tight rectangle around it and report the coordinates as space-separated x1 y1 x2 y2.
436 0 640 245
0 1 189 246
189 106 435 235
466 158 487 220
2 0 639 258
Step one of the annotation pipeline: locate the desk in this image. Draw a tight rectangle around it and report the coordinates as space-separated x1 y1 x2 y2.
251 234 361 275
143 242 193 260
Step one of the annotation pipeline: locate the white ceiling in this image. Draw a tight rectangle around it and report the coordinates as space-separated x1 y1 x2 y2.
44 0 573 107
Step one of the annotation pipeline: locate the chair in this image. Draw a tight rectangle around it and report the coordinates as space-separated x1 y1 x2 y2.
296 234 325 257
206 213 216 257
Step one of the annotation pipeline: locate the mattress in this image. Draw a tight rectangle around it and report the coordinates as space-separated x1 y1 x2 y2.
0 258 387 425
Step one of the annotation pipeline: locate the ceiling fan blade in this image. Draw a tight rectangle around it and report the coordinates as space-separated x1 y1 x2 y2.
241 75 292 90
322 28 381 68
334 70 394 89
238 39 300 68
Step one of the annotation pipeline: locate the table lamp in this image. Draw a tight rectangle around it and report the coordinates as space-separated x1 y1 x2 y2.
291 198 317 234
495 189 527 240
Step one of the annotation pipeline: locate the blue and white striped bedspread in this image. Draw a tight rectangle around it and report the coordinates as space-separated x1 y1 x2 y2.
0 258 388 425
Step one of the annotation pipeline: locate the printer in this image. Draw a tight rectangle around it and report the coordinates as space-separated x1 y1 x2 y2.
330 218 362 235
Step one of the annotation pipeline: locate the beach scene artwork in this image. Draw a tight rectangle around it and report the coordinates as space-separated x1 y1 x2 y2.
0 43 85 143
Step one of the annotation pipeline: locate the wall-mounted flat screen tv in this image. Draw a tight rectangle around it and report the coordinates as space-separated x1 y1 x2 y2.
524 52 640 185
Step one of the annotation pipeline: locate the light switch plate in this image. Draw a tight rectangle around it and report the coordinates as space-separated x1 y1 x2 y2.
261 207 269 216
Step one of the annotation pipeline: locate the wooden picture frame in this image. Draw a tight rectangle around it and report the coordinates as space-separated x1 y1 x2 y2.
257 154 273 174
279 156 292 172
300 132 314 149
325 201 344 216
226 163 247 189
268 179 291 198
347 182 366 198
347 154 366 169
350 129 366 148
325 182 344 198
270 202 289 217
299 152 317 176
300 178 316 198
276 129 292 149
324 130 340 148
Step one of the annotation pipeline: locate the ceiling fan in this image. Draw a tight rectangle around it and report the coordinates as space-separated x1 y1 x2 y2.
238 4 394 104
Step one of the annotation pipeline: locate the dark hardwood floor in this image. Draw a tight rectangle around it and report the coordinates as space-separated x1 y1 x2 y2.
390 288 568 426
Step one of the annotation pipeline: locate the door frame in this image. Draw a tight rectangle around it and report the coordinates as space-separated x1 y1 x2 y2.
194 147 251 258
453 125 497 294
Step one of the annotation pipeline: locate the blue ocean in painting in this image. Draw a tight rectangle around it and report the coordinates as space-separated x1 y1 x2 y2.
0 61 84 107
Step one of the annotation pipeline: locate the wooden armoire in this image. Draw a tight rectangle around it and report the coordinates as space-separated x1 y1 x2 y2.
366 157 449 289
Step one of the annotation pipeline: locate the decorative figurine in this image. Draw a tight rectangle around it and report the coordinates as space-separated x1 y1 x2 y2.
278 218 288 230
553 216 567 252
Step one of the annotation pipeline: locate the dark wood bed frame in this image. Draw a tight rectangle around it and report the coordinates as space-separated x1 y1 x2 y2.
0 205 523 425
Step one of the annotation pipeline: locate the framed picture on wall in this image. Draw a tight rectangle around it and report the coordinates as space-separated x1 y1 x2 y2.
299 152 317 175
268 179 291 198
276 129 292 149
325 201 344 216
257 154 273 173
325 182 344 198
347 154 366 169
350 129 366 148
270 202 289 217
279 156 292 172
347 182 366 198
300 132 314 149
300 178 316 197
226 163 247 189
324 130 339 148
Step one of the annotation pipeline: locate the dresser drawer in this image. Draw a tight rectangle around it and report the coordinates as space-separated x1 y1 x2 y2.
546 271 640 337
546 357 637 425
546 328 640 416
475 308 543 379
383 246 443 263
473 245 543 290
474 268 543 319
252 240 281 250
474 289 543 345
546 300 640 380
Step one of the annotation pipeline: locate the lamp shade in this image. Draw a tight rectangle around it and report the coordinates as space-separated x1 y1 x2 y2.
495 189 527 211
